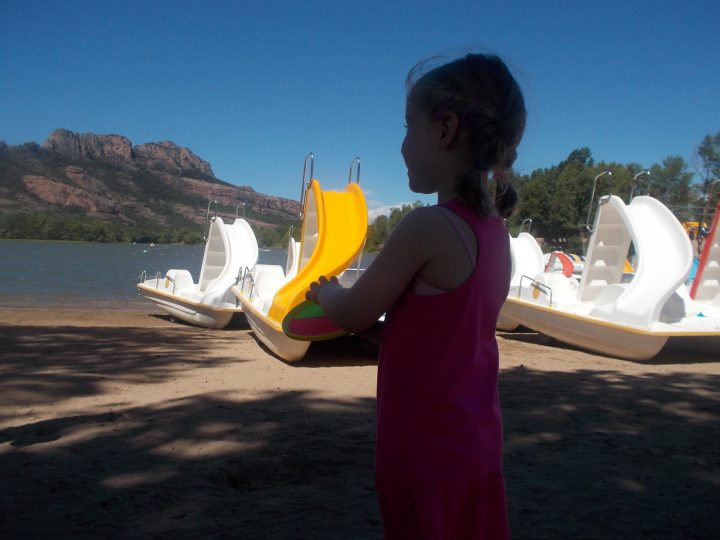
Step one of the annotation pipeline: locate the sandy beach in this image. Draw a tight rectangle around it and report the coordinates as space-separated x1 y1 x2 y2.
1 307 718 539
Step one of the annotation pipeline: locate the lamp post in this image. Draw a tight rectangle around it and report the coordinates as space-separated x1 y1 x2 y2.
630 170 650 202
585 170 612 229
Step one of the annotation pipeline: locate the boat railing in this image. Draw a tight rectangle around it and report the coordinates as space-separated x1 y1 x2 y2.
163 273 177 294
235 201 246 219
137 271 164 294
348 156 361 184
203 200 219 241
518 274 553 307
239 266 256 300
299 152 314 220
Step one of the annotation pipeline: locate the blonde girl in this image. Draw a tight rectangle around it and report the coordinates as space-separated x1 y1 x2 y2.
307 53 526 539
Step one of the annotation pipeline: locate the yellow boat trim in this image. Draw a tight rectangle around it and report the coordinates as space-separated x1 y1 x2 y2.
136 283 242 313
505 297 719 337
236 293 284 333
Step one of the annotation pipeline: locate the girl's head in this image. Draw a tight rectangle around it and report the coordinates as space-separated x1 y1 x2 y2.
404 53 525 217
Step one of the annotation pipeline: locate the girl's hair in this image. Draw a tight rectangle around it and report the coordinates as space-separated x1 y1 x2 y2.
406 54 526 218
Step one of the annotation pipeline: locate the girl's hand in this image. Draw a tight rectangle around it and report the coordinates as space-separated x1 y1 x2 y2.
306 275 340 304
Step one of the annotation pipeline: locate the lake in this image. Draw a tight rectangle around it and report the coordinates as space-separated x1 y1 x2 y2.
0 240 375 309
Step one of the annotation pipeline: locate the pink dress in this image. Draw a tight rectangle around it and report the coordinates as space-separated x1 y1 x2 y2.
375 198 511 539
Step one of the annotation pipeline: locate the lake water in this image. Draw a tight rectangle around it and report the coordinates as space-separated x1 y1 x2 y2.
0 240 374 309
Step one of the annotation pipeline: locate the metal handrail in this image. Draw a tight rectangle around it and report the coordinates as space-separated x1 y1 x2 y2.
299 152 314 219
239 266 256 299
236 201 246 219
585 171 612 230
348 156 360 184
163 273 177 294
518 274 553 307
520 218 532 234
355 250 363 281
204 200 218 241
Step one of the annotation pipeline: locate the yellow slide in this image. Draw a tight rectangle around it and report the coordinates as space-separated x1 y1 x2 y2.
233 171 368 361
268 178 368 321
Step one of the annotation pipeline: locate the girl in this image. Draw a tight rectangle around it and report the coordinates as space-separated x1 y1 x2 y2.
307 53 526 539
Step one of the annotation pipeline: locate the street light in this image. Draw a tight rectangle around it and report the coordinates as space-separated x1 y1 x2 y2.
586 170 612 229
630 170 650 202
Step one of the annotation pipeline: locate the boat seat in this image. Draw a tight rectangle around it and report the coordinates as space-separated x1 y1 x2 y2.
250 264 287 303
532 272 579 306
510 232 545 288
165 269 195 293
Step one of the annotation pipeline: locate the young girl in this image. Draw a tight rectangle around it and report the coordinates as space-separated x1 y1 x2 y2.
307 53 526 539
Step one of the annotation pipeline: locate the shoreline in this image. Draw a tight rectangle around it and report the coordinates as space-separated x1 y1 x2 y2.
1 306 718 538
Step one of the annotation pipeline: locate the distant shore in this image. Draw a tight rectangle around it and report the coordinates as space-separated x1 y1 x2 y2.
1 306 718 538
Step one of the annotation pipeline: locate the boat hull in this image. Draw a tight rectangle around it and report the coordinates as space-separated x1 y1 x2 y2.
137 284 238 329
501 298 669 360
235 290 310 362
496 312 520 331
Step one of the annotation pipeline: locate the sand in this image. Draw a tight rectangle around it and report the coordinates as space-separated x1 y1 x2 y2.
0 307 718 539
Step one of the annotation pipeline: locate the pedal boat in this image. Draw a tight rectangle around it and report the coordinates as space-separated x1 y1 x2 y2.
500 195 720 360
231 155 368 361
137 210 258 329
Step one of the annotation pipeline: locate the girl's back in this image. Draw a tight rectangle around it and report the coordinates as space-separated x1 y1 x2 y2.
375 198 511 539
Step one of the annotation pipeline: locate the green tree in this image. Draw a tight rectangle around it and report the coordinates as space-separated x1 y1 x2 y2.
514 148 595 248
365 202 422 252
695 132 720 224
367 214 389 252
646 156 693 205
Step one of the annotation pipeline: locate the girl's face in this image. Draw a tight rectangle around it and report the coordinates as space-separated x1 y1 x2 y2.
401 104 441 194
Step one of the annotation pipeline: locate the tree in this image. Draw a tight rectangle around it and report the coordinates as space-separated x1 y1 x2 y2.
646 157 694 223
694 132 720 224
365 202 423 252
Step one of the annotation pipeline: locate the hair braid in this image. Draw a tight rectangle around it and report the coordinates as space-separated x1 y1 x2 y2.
407 53 526 217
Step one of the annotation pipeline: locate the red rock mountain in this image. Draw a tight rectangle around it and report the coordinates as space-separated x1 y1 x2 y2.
0 130 301 241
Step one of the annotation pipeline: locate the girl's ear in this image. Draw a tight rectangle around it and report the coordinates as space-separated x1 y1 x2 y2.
437 110 461 148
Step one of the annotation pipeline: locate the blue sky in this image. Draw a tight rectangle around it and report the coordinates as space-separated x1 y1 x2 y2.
2 0 719 216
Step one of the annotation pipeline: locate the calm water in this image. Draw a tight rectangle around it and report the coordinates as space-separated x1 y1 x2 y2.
0 240 380 310
0 240 315 309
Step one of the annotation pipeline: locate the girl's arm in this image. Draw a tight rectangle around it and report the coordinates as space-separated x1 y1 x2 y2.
306 207 435 333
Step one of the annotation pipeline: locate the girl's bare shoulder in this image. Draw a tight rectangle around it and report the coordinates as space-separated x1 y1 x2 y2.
395 205 462 246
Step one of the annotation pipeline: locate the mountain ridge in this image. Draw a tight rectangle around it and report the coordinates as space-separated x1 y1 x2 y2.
0 129 301 243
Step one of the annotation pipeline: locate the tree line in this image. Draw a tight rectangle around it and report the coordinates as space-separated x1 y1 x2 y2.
3 132 717 251
364 131 720 254
506 131 719 252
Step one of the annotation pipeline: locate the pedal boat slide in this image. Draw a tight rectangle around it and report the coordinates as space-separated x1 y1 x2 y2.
231 155 368 361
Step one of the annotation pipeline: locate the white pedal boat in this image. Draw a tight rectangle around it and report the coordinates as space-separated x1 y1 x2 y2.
231 155 368 361
499 195 720 360
137 214 259 329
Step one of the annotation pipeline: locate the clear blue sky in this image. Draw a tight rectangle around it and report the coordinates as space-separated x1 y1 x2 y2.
2 0 719 216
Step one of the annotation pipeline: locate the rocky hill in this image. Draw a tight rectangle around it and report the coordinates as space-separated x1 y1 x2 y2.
0 129 301 243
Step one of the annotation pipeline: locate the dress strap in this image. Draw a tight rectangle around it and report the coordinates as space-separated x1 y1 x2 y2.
435 205 476 267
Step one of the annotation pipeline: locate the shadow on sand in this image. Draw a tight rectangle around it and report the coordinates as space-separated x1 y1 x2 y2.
1 324 718 538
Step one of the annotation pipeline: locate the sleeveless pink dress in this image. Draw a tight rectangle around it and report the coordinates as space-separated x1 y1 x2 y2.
375 198 511 539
